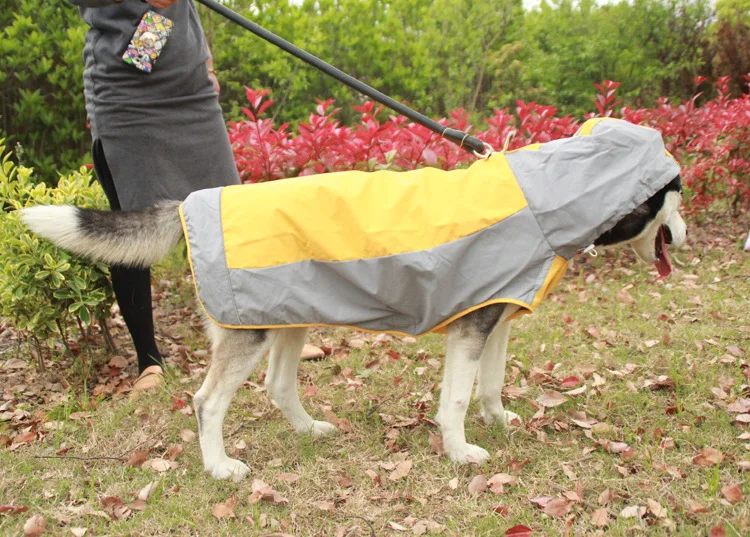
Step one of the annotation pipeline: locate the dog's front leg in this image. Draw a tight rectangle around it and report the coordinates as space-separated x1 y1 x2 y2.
193 325 272 481
438 304 505 464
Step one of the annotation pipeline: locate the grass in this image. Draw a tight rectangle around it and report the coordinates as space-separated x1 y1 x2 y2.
1 218 749 536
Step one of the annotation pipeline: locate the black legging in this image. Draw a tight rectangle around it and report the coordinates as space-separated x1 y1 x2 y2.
92 140 163 373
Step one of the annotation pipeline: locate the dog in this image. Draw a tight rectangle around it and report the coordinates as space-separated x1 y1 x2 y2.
21 119 687 480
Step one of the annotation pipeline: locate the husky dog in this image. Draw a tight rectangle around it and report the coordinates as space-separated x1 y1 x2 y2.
21 121 687 480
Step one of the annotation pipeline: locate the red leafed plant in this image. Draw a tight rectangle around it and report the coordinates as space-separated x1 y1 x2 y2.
228 77 750 214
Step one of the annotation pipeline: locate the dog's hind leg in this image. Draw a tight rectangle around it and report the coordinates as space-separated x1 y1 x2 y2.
265 327 336 438
438 304 505 464
193 324 271 481
476 307 520 426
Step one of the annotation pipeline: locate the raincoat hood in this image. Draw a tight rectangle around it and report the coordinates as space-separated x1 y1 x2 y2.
179 118 679 336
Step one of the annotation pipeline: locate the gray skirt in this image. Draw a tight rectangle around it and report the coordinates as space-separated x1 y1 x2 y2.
95 95 240 211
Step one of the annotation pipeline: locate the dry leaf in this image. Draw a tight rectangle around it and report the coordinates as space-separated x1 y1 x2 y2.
721 483 743 504
70 528 87 537
536 390 568 408
504 524 533 537
313 501 335 512
108 355 128 369
619 505 644 519
428 432 444 454
149 458 174 472
543 498 570 518
448 477 459 490
180 429 196 442
646 499 667 518
598 488 614 506
211 496 238 519
591 508 609 527
387 521 407 531
692 448 723 467
468 475 488 496
126 449 149 467
23 514 46 537
687 500 709 514
137 481 159 501
302 383 318 397
709 525 726 537
388 460 413 481
492 505 509 515
276 473 300 484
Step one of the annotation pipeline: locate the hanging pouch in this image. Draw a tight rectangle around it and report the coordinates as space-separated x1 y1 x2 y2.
122 10 174 73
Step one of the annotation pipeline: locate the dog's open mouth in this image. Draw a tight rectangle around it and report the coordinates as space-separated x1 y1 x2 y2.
655 225 672 278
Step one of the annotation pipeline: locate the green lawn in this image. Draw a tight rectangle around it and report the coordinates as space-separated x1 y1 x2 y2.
1 215 748 537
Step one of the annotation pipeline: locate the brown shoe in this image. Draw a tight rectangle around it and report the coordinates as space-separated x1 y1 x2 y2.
129 365 164 398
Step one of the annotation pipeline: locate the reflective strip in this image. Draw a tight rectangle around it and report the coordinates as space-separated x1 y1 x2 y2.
219 154 527 269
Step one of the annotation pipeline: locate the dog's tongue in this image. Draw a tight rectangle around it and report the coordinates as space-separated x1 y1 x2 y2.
655 227 671 279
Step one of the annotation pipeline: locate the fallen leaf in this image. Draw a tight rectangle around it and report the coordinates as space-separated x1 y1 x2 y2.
70 528 87 537
619 505 644 519
388 460 413 481
23 514 46 536
591 508 608 527
504 524 533 537
313 501 335 512
388 521 407 531
687 500 709 514
211 496 238 519
647 499 667 518
536 390 568 408
543 498 570 518
137 481 159 501
721 484 743 504
108 355 128 369
302 383 318 397
709 525 726 537
276 473 300 484
598 488 614 506
429 432 443 454
126 449 149 467
0 505 29 515
468 475 487 496
492 505 509 515
149 458 175 472
448 477 459 490
179 429 196 442
692 448 723 467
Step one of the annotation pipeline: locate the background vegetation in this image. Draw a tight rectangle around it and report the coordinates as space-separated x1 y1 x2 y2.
1 0 748 179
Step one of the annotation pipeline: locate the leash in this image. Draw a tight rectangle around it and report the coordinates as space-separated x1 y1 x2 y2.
195 0 493 158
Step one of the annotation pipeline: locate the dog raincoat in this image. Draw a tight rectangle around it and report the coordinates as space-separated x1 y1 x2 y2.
179 118 680 336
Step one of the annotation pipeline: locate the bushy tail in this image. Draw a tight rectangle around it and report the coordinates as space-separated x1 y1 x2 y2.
20 201 183 268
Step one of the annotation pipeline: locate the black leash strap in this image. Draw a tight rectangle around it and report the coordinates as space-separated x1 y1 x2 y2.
195 0 491 157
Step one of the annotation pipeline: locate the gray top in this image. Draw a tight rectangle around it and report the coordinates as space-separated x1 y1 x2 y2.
70 0 240 210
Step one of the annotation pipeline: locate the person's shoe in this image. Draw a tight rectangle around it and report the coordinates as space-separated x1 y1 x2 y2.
129 365 164 399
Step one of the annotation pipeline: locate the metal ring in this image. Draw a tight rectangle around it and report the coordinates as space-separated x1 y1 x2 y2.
472 142 495 159
502 129 516 154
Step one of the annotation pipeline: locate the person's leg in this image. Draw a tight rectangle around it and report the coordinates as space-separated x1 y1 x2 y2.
92 140 163 374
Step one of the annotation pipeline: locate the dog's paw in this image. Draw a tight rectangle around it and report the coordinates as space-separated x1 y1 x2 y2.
446 442 490 465
206 457 251 481
309 420 337 438
480 403 521 427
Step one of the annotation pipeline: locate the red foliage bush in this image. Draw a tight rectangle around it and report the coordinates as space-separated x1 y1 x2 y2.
229 79 750 213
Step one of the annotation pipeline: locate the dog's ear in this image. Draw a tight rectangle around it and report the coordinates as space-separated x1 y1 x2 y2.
594 175 682 246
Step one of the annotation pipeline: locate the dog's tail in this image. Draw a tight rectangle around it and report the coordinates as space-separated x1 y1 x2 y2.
20 201 183 268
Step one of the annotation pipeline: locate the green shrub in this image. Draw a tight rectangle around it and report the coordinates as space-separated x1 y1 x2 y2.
0 142 113 358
